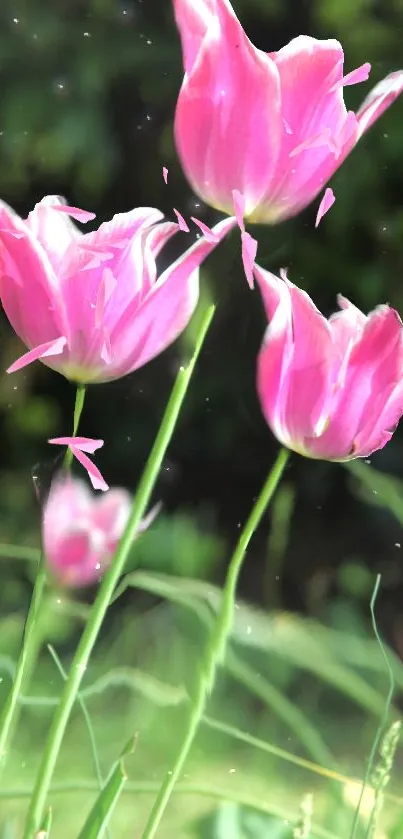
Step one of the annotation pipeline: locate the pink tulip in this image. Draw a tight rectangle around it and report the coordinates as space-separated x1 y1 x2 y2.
173 0 403 223
0 196 235 383
43 474 142 587
255 265 403 460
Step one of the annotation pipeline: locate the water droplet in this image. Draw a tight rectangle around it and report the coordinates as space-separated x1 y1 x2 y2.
146 38 152 45
395 543 401 548
83 31 91 38
228 768 236 774
12 17 19 24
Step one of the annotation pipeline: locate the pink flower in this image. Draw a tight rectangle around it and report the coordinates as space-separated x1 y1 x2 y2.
43 474 146 587
173 0 403 223
0 196 235 383
255 265 403 460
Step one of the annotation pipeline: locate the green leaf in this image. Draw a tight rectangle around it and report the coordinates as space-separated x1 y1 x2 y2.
77 737 134 839
37 806 52 837
114 571 390 715
345 459 403 525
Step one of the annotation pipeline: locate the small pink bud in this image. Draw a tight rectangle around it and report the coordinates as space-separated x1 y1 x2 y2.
43 474 153 587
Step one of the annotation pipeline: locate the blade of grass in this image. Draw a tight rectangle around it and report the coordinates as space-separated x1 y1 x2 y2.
46 645 104 800
77 737 134 839
349 575 395 839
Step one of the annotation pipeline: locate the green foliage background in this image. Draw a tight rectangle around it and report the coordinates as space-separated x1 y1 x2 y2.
1 0 403 835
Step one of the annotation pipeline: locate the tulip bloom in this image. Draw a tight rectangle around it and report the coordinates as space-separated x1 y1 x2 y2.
173 0 403 223
255 265 403 460
0 196 235 383
43 475 145 587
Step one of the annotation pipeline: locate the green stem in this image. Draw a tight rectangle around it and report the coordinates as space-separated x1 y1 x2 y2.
0 384 87 772
0 553 46 768
22 303 216 838
140 447 290 839
64 384 86 469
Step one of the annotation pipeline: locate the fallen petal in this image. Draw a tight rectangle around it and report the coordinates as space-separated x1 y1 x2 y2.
241 231 258 289
7 336 67 374
163 166 169 184
49 436 104 454
51 205 96 223
190 216 219 242
71 447 109 491
232 189 246 232
331 62 371 91
173 208 190 232
315 188 336 228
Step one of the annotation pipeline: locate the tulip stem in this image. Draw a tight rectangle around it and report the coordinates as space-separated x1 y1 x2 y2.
22 302 217 838
139 446 290 839
0 552 46 770
64 384 86 469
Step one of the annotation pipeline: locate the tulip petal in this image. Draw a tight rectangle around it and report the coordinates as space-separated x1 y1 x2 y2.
174 0 281 216
356 69 403 137
49 436 104 454
92 489 131 538
83 207 163 251
255 266 294 446
0 202 69 348
163 166 169 184
72 448 109 492
256 265 334 446
7 336 67 374
307 306 403 459
26 196 87 269
260 38 355 221
173 0 216 73
356 378 403 456
109 216 236 375
315 187 335 227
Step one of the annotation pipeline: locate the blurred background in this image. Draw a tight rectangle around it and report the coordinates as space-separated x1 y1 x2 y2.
1 0 403 836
